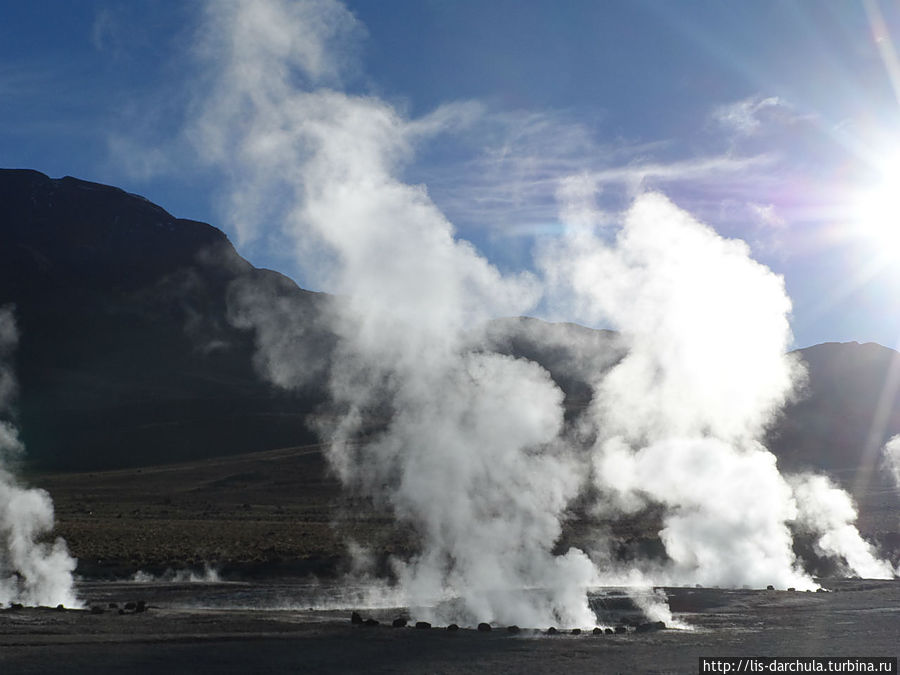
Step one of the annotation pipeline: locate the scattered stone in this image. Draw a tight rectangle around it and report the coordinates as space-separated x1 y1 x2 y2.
10 603 23 610
766 585 775 591
119 609 126 615
364 618 379 627
605 628 614 635
447 623 460 631
614 625 627 634
571 628 581 635
415 621 431 630
506 625 520 634
108 603 118 609
55 604 65 611
136 600 147 613
477 622 492 632
90 606 104 615
546 627 558 635
636 621 666 633
593 627 603 635
392 617 407 628
124 601 137 610
816 588 827 593
787 587 796 592
351 611 363 625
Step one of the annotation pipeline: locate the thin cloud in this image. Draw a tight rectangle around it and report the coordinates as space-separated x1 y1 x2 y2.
91 7 119 54
419 108 778 241
106 133 174 181
713 95 788 135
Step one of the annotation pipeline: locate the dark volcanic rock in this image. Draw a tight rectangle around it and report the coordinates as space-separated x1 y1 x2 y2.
350 612 363 625
446 623 459 631
593 627 603 635
546 627 558 635
415 621 431 630
506 625 520 634
477 622 491 632
0 169 332 470
391 617 407 628
636 621 665 633
363 618 379 627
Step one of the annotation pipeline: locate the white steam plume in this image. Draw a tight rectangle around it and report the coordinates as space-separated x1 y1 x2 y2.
542 189 894 587
191 0 894 627
789 473 895 579
883 434 900 490
195 0 596 627
0 306 79 608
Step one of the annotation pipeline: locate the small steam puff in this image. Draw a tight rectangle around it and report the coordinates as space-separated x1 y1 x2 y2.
0 306 79 608
131 565 221 584
198 0 894 627
884 435 900 491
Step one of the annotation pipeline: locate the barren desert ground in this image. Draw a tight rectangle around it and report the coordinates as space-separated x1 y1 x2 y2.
4 447 897 673
1 579 898 674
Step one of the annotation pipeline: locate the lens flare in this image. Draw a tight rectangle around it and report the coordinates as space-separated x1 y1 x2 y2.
853 149 900 256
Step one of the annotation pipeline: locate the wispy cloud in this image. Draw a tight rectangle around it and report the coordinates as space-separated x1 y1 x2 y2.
91 7 119 54
712 95 788 135
105 133 175 181
415 106 780 242
99 2 808 266
0 63 66 101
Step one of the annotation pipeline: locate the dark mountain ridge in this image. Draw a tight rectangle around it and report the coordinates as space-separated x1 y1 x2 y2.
768 340 900 491
0 169 330 469
2 169 900 498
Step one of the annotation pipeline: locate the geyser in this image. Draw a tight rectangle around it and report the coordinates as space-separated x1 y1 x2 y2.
190 0 895 627
0 306 79 608
543 188 895 590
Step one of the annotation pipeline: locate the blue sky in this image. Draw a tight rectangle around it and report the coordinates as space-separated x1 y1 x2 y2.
3 1 900 349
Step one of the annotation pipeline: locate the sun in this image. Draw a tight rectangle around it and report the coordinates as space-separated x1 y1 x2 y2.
853 150 900 255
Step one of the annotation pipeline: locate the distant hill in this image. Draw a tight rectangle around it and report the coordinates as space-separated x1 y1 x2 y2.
2 169 900 500
0 169 331 469
769 341 900 494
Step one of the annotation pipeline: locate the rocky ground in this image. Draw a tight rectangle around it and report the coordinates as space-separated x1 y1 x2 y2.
0 579 897 674
5 446 898 672
31 444 669 580
31 445 370 579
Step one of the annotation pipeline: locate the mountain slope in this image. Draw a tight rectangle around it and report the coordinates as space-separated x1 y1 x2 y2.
769 341 900 496
2 169 900 496
0 169 331 469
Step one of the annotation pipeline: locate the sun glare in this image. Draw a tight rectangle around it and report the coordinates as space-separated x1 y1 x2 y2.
854 150 900 254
